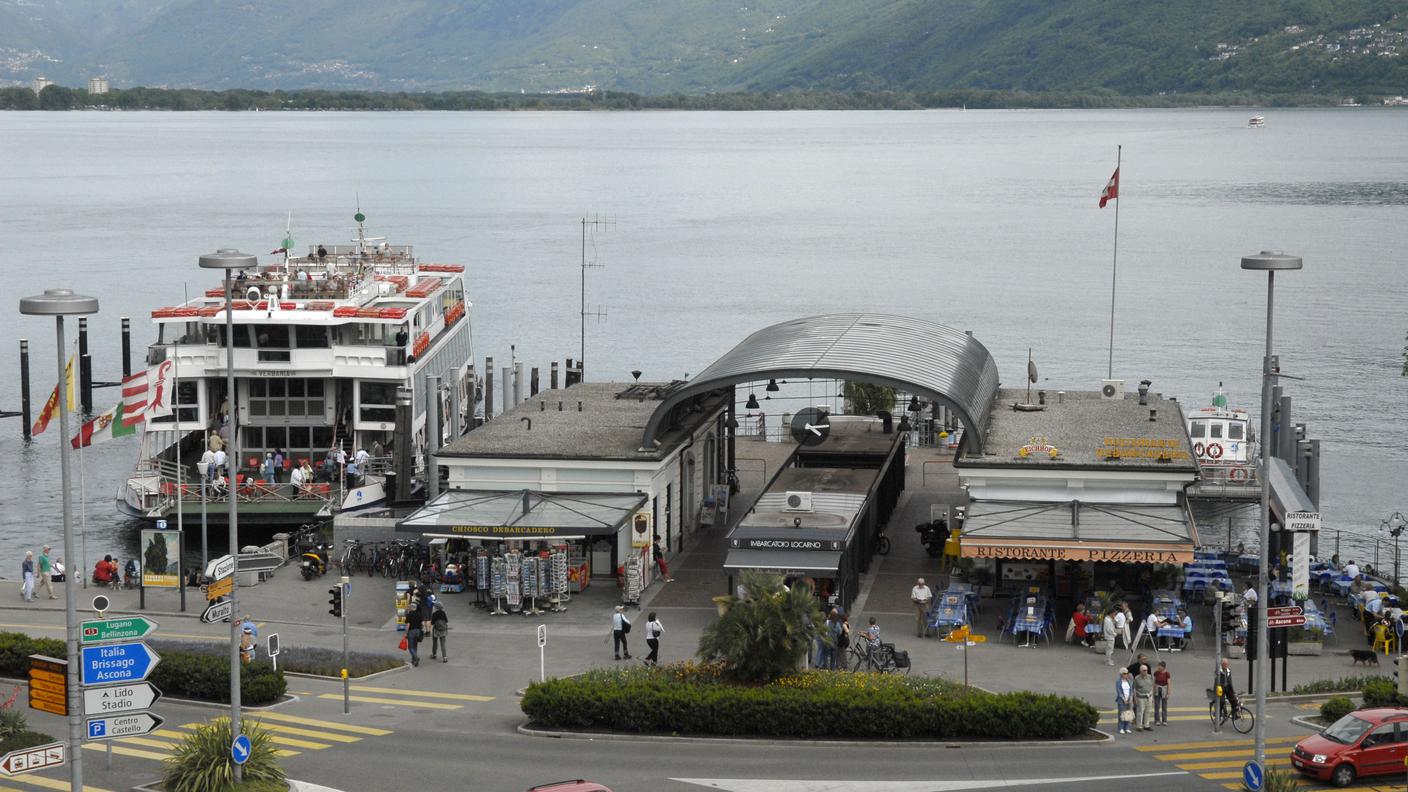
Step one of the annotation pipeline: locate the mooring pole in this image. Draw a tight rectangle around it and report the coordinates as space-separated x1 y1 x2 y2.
530 367 540 397
484 357 494 422
550 361 559 390
121 317 132 378
20 340 32 442
77 318 92 415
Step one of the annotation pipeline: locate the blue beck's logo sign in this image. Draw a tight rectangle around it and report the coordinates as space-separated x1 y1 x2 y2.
79 642 160 686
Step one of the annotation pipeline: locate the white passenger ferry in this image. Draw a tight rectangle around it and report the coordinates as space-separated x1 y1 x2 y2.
1186 385 1255 488
117 213 476 524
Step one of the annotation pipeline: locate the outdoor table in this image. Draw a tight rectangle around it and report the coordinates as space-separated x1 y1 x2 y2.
1009 596 1048 647
929 595 968 632
1270 581 1292 603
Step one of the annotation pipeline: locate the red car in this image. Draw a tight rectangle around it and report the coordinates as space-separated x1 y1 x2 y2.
527 782 614 792
1292 706 1408 786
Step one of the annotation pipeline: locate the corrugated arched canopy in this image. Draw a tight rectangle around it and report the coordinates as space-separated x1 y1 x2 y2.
641 313 1001 453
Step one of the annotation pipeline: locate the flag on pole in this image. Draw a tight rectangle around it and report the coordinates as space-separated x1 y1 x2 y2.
1099 167 1120 208
30 354 77 436
120 370 150 427
71 401 140 449
141 359 175 421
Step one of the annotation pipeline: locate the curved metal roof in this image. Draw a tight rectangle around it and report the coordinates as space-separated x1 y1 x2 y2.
641 313 1000 452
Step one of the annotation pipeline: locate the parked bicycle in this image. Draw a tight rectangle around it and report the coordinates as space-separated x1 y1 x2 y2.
848 641 911 674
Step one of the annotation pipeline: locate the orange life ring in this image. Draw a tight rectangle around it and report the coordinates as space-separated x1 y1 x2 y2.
1207 443 1224 460
1229 466 1249 483
1193 442 1205 456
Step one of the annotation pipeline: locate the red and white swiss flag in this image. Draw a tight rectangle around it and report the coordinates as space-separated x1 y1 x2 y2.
1099 167 1120 208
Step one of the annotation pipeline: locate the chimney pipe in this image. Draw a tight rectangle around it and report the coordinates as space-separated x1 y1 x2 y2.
558 401 563 412
550 361 559 390
1057 391 1065 404
577 401 582 412
539 401 545 411
1138 379 1151 406
1149 408 1157 422
1037 390 1046 406
520 416 532 431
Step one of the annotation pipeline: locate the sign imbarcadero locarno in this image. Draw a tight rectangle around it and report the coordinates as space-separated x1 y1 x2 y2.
965 545 1189 564
729 538 843 552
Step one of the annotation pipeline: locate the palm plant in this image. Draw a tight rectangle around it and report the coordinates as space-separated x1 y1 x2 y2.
162 718 284 792
697 570 827 683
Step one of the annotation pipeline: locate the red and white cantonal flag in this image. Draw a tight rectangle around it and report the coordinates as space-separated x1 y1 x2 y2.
1099 167 1120 208
143 359 175 421
119 368 157 428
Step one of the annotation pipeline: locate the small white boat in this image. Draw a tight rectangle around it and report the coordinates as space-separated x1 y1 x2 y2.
1248 116 1265 127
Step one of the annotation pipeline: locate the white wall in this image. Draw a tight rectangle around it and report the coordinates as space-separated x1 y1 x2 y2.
961 468 1196 505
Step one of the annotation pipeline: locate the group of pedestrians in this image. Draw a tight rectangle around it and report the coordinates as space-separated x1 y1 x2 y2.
610 606 665 664
402 584 449 667
18 546 58 602
1113 653 1173 735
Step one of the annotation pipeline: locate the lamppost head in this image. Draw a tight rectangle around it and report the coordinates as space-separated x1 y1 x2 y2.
198 248 258 270
19 288 99 316
1240 250 1303 271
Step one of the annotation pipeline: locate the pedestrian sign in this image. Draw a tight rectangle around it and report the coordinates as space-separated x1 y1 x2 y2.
231 734 252 765
1243 759 1264 791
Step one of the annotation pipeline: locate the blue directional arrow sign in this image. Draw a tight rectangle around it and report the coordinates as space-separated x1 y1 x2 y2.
80 642 160 686
1242 760 1264 792
231 734 252 765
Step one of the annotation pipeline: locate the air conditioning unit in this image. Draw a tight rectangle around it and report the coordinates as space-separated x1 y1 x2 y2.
784 491 813 512
1100 379 1125 400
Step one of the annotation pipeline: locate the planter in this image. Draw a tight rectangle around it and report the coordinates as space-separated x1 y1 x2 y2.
712 596 731 617
1288 641 1323 656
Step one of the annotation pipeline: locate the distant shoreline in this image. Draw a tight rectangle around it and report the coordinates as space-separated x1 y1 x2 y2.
4 86 1401 112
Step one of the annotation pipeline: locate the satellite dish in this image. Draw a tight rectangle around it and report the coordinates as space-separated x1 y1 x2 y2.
1028 359 1038 384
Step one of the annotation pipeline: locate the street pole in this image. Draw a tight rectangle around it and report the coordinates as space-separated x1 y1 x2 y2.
199 462 208 572
1242 250 1302 768
342 575 350 715
200 248 255 783
1213 595 1222 734
20 288 100 792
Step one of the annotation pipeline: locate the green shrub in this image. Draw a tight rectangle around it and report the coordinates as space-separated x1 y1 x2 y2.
151 640 401 678
1361 677 1402 707
1263 766 1301 792
0 688 56 755
0 632 284 706
162 719 285 792
697 570 826 683
1291 675 1388 695
522 663 1099 740
1320 696 1355 723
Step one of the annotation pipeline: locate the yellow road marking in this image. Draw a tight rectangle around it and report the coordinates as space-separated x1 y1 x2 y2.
350 685 494 702
259 734 332 750
1156 748 1279 761
81 742 168 762
1138 735 1302 752
241 712 393 736
1176 757 1292 771
290 690 315 696
1098 706 1210 714
1099 714 1214 724
169 724 305 755
319 693 461 710
254 723 361 743
4 776 110 792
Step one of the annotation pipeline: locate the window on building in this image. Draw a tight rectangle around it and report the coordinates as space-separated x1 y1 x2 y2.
249 378 327 421
295 325 329 348
359 380 398 423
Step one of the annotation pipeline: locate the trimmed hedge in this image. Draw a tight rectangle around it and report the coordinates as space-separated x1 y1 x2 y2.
1291 675 1388 695
151 640 401 679
522 663 1099 740
0 632 285 706
1320 696 1355 723
1361 677 1403 707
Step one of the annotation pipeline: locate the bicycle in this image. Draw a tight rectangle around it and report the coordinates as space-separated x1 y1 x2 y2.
1207 688 1255 734
851 642 910 674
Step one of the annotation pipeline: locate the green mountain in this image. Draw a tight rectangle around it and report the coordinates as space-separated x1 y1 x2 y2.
3 0 1406 96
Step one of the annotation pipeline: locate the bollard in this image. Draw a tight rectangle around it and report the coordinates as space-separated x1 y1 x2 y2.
121 317 132 377
78 318 92 415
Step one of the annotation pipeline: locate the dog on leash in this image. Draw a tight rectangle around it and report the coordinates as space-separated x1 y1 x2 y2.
1349 649 1380 666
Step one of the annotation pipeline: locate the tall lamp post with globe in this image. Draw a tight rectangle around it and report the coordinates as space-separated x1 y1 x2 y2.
19 288 99 792
199 247 257 783
1242 250 1302 769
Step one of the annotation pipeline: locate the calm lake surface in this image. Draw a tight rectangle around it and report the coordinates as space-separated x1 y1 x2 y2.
0 108 1405 574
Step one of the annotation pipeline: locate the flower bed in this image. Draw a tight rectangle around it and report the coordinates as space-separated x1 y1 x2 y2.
521 663 1098 740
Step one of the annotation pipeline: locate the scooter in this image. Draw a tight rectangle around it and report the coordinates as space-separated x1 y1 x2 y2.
300 546 328 580
915 518 950 558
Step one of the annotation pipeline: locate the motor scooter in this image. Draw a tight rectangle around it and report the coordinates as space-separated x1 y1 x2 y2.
915 517 951 558
300 545 328 580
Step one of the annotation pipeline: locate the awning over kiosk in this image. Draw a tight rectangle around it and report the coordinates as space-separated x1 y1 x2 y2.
398 489 647 540
958 500 1199 564
723 549 843 574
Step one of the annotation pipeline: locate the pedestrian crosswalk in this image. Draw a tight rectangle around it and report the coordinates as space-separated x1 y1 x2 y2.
1097 705 1213 725
1139 736 1387 790
77 711 393 766
288 684 495 711
0 774 110 792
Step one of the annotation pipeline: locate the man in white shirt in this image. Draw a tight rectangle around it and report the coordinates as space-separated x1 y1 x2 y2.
213 448 227 480
201 447 217 481
290 463 306 493
354 447 369 469
1145 611 1168 649
335 446 347 467
1345 561 1361 579
1242 582 1259 608
911 578 933 637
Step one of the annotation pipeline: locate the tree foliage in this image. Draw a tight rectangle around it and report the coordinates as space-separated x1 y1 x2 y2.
697 570 826 683
844 381 897 416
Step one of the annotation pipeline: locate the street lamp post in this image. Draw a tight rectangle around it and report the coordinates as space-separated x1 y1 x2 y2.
20 288 99 792
199 248 256 783
1384 513 1408 587
1241 250 1302 768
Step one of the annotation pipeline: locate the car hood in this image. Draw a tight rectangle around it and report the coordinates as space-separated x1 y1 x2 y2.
1298 734 1350 755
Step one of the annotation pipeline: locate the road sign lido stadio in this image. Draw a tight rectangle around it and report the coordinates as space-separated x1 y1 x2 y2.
82 682 161 716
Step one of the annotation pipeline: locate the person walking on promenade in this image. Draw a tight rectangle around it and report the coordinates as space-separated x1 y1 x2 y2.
644 611 664 665
1133 663 1155 731
612 605 632 660
429 602 448 662
20 552 35 602
1115 668 1134 734
1119 602 1134 649
37 546 56 600
911 578 933 637
1102 610 1117 665
262 453 277 485
837 612 852 668
651 538 673 583
1153 660 1172 726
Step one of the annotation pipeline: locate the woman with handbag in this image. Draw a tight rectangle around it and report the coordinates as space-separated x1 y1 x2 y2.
1115 668 1134 735
644 612 664 665
612 605 632 660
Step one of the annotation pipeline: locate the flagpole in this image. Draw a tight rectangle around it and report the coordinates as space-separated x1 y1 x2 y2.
175 286 185 612
1107 144 1122 380
79 436 87 590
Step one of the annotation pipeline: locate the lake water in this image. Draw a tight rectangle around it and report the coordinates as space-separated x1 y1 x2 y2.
0 108 1405 575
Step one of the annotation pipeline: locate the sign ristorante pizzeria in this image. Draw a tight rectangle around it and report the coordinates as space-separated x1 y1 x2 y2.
964 544 1188 564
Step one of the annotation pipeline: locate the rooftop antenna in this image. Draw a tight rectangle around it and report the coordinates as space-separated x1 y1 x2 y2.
579 214 613 380
1013 348 1043 411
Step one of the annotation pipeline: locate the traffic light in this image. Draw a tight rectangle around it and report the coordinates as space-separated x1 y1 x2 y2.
328 586 343 618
